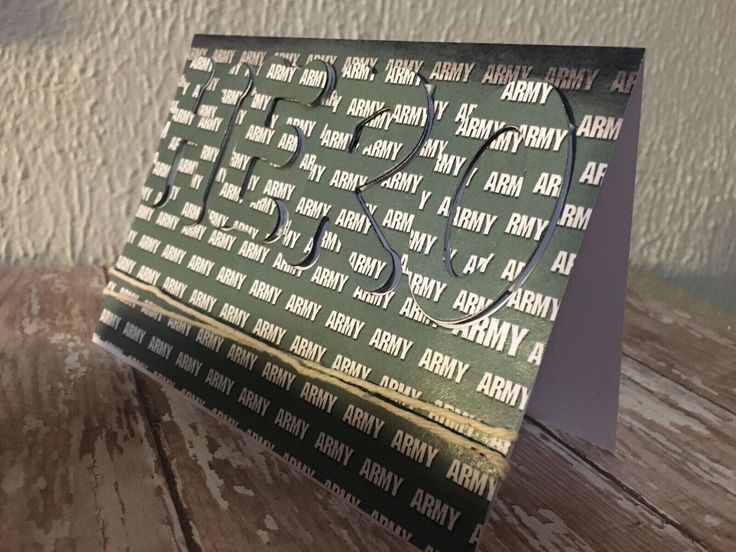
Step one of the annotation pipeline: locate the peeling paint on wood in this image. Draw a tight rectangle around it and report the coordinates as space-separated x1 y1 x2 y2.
134 357 711 552
552 356 736 552
1 266 734 551
136 374 411 551
0 267 186 551
624 289 736 414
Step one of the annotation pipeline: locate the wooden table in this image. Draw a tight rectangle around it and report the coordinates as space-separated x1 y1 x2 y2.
1 267 734 552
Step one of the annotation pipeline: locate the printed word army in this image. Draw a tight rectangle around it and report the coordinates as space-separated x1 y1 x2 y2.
144 51 620 309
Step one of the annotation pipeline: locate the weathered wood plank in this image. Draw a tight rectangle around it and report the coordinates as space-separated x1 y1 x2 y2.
484 419 708 552
7 266 722 551
624 289 736 414
550 355 736 552
0 267 187 551
134 373 411 551
135 368 705 552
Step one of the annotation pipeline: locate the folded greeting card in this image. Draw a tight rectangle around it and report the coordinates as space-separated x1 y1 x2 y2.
93 35 644 552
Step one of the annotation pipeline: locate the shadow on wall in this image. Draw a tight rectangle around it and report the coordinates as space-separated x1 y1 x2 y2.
1 0 734 315
0 1 83 46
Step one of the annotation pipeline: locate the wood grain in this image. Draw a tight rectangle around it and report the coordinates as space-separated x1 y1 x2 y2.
550 355 736 552
135 373 411 552
484 422 708 552
624 289 736 414
135 367 706 552
0 267 186 551
2 266 733 552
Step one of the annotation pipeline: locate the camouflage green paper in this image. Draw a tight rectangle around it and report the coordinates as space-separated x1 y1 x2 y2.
93 35 644 551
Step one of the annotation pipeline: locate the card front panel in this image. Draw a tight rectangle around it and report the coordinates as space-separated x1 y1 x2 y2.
94 36 643 552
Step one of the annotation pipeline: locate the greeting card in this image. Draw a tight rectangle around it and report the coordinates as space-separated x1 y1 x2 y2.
93 36 643 552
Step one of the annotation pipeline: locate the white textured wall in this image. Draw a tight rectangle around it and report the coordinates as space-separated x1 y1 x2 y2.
1 0 734 310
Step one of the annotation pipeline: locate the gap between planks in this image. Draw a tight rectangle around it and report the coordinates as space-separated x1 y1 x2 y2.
624 346 736 419
0 267 188 551
134 370 201 552
101 266 199 552
526 413 709 552
100 265 729 551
